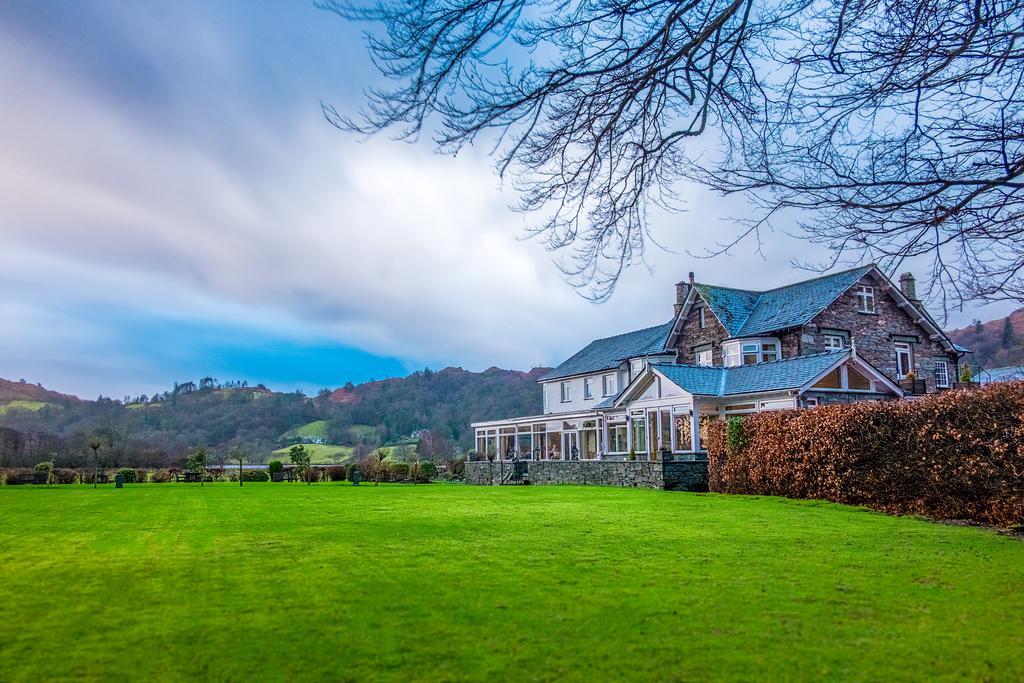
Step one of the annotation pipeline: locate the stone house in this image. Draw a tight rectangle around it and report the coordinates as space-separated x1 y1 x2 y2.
472 265 967 462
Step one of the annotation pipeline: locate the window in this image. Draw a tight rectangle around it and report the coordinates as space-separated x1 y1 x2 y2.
760 399 795 411
609 425 628 453
695 346 713 367
823 334 845 351
630 359 644 380
741 343 759 365
584 377 596 400
847 366 871 390
602 373 618 396
724 403 757 415
813 368 842 389
723 339 781 366
855 285 876 313
895 342 913 379
804 397 819 408
631 415 647 452
560 381 572 402
698 306 706 329
935 360 950 388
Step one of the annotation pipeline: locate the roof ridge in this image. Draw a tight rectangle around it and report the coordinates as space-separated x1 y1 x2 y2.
693 264 874 296
587 320 674 345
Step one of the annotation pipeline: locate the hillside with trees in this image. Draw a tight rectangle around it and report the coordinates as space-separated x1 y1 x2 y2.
0 366 547 469
947 309 1024 371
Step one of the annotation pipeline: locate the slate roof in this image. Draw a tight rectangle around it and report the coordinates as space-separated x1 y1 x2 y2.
952 343 972 354
540 321 675 382
979 365 1024 384
694 265 875 337
650 350 849 397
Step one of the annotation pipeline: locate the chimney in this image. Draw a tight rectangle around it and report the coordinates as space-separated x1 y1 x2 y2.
899 272 917 301
674 282 688 318
674 272 697 317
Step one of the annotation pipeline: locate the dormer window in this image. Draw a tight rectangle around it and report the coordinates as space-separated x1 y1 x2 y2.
855 285 876 313
723 339 781 367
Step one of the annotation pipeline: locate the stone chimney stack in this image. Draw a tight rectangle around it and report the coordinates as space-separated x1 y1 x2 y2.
899 272 918 301
674 272 697 317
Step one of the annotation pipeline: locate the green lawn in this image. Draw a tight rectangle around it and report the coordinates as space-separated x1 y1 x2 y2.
270 442 354 464
0 485 1021 681
0 400 49 415
279 419 331 440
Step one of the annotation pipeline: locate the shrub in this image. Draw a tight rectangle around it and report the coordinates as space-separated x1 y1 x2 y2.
52 468 79 484
326 465 348 482
704 381 1024 527
242 469 270 482
151 469 173 483
35 461 54 474
725 417 747 452
418 461 438 481
117 468 137 483
388 462 411 481
267 460 284 475
356 458 377 481
301 467 322 483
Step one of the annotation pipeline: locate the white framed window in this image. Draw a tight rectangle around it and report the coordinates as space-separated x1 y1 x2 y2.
823 334 845 351
630 359 644 380
584 377 596 400
804 397 819 408
855 285 876 313
895 342 914 379
601 373 618 397
935 360 950 388
723 339 781 367
695 346 713 367
698 306 706 329
609 425 628 453
560 381 572 402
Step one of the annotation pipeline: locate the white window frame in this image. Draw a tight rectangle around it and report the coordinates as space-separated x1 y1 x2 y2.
722 338 781 367
855 285 877 314
601 373 618 397
935 360 950 388
560 381 572 403
695 346 713 367
584 377 596 400
895 342 914 379
823 334 845 351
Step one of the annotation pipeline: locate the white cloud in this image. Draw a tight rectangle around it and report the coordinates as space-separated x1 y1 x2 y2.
0 7 1012 397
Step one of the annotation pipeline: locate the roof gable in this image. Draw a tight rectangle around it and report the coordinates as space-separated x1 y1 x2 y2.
539 321 674 382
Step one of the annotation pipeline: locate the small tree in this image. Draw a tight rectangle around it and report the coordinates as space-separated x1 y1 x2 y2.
288 445 311 485
371 447 389 486
959 365 974 384
1003 317 1016 349
185 447 209 487
230 446 247 487
88 435 103 489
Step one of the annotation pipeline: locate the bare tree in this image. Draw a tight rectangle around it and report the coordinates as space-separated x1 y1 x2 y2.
326 0 1024 309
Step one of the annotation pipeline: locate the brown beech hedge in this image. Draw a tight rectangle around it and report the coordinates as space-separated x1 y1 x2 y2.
704 381 1024 527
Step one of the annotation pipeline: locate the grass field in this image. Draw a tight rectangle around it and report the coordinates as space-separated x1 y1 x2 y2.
270 442 354 463
0 484 1021 681
0 400 49 415
280 419 331 440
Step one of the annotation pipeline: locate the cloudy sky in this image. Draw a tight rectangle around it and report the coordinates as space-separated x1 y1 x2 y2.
0 1 1014 399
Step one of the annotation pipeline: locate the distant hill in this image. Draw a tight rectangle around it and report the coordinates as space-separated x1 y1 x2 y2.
947 308 1024 370
0 365 550 467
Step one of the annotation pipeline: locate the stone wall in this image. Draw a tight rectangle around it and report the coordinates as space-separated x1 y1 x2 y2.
464 460 709 491
674 300 729 365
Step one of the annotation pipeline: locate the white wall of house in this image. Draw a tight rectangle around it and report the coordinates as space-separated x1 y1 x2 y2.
542 368 623 414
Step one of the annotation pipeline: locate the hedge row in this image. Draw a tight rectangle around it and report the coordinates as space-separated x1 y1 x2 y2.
703 381 1024 527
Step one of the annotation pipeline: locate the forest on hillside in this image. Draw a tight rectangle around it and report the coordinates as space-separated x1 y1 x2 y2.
947 308 1024 371
0 366 547 469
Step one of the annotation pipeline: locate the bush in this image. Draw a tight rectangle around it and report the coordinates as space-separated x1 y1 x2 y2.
356 458 377 481
725 417 747 452
704 381 1024 527
52 469 78 484
418 461 438 481
326 465 348 482
267 460 284 475
117 468 142 483
301 467 322 483
151 469 173 483
242 469 270 482
35 461 54 474
388 462 411 481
